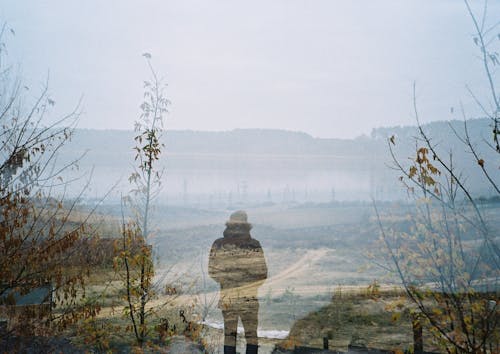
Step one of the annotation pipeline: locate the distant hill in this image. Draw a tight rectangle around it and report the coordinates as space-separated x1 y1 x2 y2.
64 127 379 157
56 118 498 203
65 118 495 156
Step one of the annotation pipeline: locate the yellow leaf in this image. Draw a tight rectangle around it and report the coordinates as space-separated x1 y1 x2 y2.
392 312 401 322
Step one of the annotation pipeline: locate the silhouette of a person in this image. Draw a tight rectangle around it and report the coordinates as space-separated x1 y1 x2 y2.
209 211 268 354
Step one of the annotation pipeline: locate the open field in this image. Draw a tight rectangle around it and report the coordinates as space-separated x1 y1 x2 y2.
52 200 500 353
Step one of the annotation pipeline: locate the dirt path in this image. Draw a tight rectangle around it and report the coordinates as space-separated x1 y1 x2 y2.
96 248 397 318
259 248 329 296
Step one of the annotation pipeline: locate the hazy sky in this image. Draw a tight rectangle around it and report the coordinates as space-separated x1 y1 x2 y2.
1 1 498 138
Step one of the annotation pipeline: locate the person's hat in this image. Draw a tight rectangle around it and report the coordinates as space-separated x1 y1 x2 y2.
227 210 248 224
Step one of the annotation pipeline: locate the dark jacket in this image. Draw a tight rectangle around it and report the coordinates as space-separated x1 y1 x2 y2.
208 223 267 303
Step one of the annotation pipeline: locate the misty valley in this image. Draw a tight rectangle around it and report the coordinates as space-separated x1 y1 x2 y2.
2 86 499 354
8 121 492 353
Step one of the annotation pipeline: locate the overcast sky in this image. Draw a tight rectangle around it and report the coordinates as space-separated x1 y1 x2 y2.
1 1 498 138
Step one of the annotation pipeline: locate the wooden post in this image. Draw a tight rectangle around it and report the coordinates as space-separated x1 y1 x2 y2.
411 312 423 354
323 337 329 350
